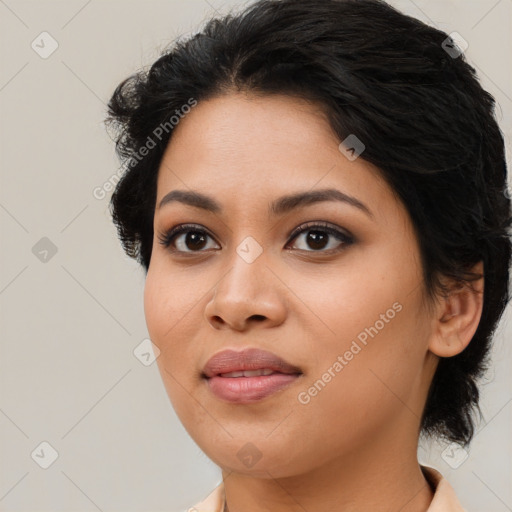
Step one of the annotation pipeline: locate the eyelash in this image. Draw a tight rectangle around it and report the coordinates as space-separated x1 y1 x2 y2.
157 221 354 255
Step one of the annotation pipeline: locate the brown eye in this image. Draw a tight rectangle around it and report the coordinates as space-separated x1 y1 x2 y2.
158 224 220 253
287 222 354 253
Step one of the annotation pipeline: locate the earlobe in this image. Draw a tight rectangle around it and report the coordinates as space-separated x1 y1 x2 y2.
428 261 484 358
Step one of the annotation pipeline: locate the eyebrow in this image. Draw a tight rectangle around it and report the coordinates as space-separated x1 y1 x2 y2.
157 188 374 219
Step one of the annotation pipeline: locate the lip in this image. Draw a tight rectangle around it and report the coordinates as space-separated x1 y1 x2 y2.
202 348 302 377
202 348 303 403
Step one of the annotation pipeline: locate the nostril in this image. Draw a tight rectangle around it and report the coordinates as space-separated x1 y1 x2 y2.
212 316 225 325
250 315 266 322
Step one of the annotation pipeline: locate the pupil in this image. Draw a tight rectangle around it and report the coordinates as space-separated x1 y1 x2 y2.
307 231 328 250
187 232 207 250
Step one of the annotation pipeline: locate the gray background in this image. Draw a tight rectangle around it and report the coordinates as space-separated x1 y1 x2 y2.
0 0 511 510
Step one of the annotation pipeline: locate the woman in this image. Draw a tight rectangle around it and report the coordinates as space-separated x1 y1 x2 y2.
105 0 511 510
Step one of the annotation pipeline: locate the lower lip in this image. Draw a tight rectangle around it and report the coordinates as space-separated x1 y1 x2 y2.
205 373 301 403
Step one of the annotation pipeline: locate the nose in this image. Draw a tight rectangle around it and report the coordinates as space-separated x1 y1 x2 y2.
204 244 287 332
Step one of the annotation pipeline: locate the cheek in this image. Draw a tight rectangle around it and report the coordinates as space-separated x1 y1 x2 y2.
291 266 429 429
286 312 424 459
144 271 201 422
143 264 209 391
290 261 406 351
143 263 200 345
143 271 169 346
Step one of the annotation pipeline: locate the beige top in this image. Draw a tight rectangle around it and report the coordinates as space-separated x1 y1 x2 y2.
187 465 467 512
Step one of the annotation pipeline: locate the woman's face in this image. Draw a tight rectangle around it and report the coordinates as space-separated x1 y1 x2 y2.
144 92 438 477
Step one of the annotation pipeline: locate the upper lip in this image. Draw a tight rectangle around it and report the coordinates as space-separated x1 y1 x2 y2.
202 348 302 378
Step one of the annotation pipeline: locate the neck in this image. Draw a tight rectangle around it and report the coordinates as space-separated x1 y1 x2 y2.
221 428 434 512
222 463 433 512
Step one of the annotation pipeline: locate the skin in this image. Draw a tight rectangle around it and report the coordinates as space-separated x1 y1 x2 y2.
144 92 484 512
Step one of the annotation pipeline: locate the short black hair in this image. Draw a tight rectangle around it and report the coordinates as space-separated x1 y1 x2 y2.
105 0 512 446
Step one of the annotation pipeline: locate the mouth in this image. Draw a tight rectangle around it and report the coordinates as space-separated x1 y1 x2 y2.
202 348 303 403
217 368 279 377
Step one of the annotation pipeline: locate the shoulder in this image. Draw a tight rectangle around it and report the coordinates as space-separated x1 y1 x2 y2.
421 465 468 512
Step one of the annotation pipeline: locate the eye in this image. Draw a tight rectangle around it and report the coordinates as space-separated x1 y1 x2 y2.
286 221 354 253
157 224 219 253
157 221 354 255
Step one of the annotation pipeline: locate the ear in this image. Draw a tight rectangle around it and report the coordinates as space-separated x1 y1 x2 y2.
428 261 484 358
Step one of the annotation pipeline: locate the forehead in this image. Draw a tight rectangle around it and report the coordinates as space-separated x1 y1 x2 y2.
155 92 396 219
